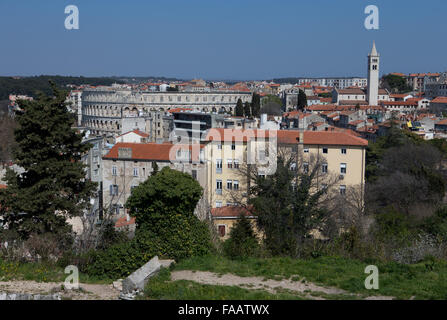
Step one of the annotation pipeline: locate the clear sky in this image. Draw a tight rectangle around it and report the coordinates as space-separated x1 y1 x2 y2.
0 0 446 80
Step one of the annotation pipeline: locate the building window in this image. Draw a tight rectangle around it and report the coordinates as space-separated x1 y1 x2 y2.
112 204 120 215
341 148 347 154
133 168 139 177
217 144 222 150
290 163 297 171
340 185 346 195
216 180 222 194
304 148 309 153
233 160 240 169
233 180 239 190
340 163 347 174
110 184 118 196
112 166 117 176
216 159 222 173
322 163 328 174
192 169 197 180
227 180 233 190
218 225 226 237
216 201 222 208
231 143 236 150
322 147 328 154
227 159 233 169
303 162 309 174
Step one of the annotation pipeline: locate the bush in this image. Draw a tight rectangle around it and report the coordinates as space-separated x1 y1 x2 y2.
422 206 447 242
135 214 212 260
83 215 212 279
96 220 129 251
373 206 414 242
80 241 148 279
81 167 213 279
223 215 260 260
126 167 203 227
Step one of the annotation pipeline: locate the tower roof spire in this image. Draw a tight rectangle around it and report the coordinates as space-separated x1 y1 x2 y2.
370 41 378 56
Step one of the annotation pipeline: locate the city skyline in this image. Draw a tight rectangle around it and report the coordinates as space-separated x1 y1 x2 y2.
0 0 446 80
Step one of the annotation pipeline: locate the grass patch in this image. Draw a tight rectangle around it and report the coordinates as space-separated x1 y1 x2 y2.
0 259 112 284
174 255 447 299
142 269 306 300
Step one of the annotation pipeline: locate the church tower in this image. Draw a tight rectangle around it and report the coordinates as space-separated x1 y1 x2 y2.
367 41 380 106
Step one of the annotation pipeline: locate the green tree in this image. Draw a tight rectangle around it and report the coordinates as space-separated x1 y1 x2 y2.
248 156 333 257
0 113 16 162
381 74 412 93
244 101 252 118
125 166 211 260
223 214 260 259
251 93 261 118
297 89 307 111
151 161 159 175
235 98 244 117
0 83 97 240
261 94 283 108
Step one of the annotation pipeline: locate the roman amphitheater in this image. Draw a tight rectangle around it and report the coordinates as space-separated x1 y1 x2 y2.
81 88 252 135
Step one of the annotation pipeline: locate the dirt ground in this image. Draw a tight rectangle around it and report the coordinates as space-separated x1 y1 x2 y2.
0 281 120 300
0 270 394 300
171 270 394 300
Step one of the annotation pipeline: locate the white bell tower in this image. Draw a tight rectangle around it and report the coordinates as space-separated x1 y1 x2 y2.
367 41 380 106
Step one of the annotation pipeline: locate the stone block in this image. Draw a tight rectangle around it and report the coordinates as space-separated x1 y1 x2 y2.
122 256 161 294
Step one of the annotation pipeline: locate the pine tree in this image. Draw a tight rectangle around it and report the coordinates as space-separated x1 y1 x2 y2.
251 93 261 118
223 214 259 259
235 98 244 117
151 161 159 175
297 89 307 111
0 83 96 239
244 101 252 118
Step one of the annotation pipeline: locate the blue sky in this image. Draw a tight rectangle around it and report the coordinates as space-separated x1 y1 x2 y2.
0 0 446 80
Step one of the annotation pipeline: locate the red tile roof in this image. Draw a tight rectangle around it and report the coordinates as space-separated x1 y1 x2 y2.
279 130 367 146
349 120 365 126
432 97 447 104
103 142 204 162
0 184 6 189
205 128 367 146
115 216 136 228
382 101 418 106
168 107 193 113
116 129 150 138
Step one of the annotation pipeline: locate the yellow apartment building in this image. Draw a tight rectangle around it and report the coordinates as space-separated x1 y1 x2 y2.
202 128 368 237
